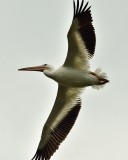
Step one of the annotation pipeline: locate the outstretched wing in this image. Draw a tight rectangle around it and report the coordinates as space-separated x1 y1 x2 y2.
64 0 96 70
32 85 82 160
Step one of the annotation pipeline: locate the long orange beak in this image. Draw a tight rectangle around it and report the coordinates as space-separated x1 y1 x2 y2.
18 65 46 72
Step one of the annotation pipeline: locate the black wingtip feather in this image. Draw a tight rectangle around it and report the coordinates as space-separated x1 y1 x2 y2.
79 0 84 13
81 1 89 12
73 0 90 19
73 0 76 18
76 0 79 14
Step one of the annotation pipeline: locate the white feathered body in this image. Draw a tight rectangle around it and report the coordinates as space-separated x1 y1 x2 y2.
44 66 98 88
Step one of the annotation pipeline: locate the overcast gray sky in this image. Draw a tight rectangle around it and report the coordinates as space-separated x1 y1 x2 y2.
0 0 128 159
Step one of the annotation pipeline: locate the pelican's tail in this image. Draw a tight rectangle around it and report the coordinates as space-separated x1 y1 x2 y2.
92 68 109 90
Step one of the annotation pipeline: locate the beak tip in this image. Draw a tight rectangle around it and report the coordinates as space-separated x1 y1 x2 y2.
17 65 45 72
18 68 23 71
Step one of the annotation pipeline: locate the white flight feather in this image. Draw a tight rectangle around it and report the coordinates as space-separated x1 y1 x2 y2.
51 87 83 129
72 31 90 70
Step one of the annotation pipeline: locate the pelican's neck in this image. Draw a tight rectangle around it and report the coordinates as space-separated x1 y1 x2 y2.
43 68 56 79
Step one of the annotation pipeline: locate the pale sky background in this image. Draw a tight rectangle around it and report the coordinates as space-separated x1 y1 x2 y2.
0 0 128 159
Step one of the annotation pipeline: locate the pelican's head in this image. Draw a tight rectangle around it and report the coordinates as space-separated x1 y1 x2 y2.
18 64 54 72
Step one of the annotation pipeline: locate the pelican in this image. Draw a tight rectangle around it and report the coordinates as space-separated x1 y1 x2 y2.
19 0 109 159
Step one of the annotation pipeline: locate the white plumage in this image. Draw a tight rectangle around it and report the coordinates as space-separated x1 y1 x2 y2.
19 0 109 159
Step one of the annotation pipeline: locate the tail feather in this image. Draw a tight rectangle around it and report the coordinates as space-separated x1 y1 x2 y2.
92 68 109 90
95 68 108 79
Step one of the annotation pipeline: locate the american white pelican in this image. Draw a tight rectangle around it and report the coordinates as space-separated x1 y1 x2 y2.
19 0 109 159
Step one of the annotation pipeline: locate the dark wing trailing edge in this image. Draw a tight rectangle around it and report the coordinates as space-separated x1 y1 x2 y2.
73 0 96 57
31 99 81 160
